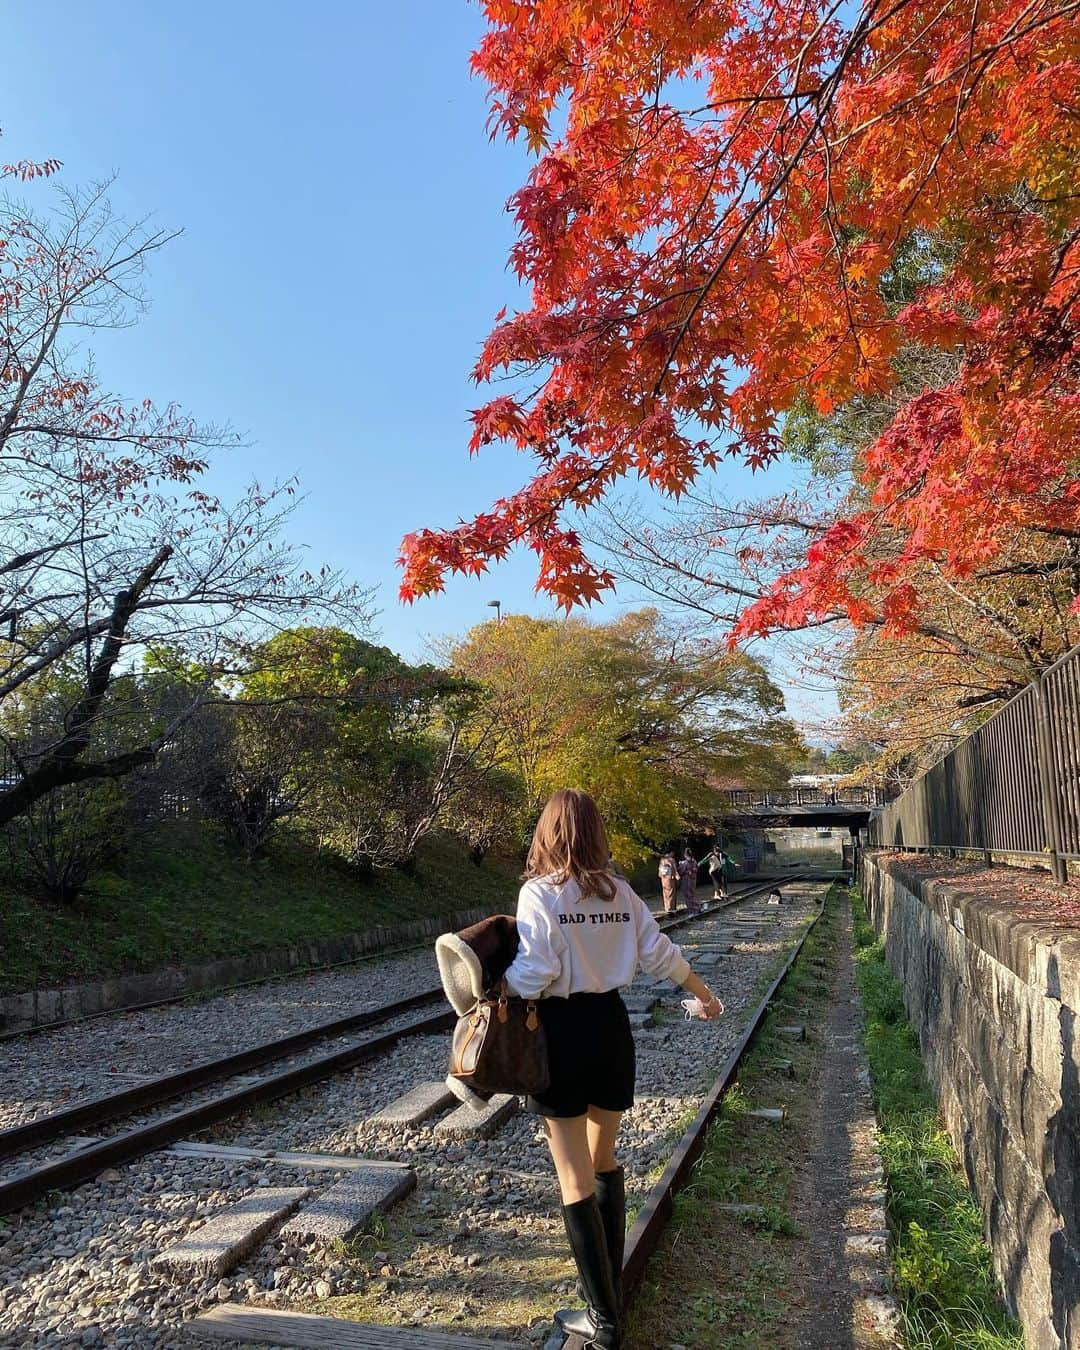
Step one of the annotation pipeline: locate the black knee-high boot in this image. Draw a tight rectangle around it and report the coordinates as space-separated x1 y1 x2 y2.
555 1195 620 1349
575 1166 626 1310
596 1166 626 1310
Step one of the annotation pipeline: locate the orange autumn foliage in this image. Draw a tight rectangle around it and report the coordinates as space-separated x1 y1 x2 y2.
399 0 1080 635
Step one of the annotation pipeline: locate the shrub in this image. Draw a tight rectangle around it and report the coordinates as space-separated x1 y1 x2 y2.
4 782 126 904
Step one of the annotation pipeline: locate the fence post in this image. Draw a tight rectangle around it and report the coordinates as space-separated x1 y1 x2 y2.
1033 672 1067 886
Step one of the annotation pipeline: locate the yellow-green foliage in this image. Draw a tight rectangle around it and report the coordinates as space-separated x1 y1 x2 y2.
448 608 802 860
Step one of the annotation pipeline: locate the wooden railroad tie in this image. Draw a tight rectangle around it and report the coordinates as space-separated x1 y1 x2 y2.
192 1304 522 1347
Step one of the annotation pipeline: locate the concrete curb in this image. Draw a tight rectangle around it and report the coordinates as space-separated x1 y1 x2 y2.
0 901 506 1035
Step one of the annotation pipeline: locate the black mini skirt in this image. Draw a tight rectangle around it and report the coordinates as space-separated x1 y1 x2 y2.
527 988 636 1119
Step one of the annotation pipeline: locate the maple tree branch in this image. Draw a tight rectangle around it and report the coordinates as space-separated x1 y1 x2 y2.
956 685 1025 708
832 0 1080 147
862 614 1035 678
1028 524 1080 541
975 559 1075 580
651 0 886 396
931 570 1046 671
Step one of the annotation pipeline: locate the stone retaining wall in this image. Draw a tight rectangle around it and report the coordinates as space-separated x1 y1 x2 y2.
0 902 501 1035
861 853 1080 1349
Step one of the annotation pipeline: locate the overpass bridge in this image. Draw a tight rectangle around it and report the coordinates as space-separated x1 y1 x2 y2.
717 786 886 832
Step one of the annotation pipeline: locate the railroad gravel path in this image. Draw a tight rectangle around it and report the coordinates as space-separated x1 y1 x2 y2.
0 890 691 1134
0 947 444 1133
0 884 824 1348
0 1005 444 1185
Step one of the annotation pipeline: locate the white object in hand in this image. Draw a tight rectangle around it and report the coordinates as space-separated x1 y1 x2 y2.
682 995 724 1021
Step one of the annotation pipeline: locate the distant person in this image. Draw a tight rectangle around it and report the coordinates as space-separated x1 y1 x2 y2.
658 851 678 913
679 848 700 915
707 846 729 901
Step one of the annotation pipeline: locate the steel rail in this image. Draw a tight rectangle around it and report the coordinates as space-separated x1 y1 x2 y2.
0 1007 456 1217
0 986 447 1160
0 877 787 1164
559 879 833 1346
0 875 817 1218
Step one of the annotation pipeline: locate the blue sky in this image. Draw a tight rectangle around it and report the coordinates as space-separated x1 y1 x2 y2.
4 2 836 726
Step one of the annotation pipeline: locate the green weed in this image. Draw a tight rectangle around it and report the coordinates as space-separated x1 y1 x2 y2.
331 1211 389 1261
849 890 1023 1350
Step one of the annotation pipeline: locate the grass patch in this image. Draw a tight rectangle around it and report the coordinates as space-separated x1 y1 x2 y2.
849 890 1023 1350
625 886 840 1348
0 822 519 994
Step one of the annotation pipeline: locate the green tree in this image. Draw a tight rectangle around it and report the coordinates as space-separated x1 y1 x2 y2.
448 610 801 861
241 628 499 871
186 701 328 861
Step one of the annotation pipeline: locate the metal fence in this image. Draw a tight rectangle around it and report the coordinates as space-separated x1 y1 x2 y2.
0 705 208 822
868 641 1080 883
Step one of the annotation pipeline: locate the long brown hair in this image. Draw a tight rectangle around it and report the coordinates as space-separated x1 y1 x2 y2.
525 789 617 901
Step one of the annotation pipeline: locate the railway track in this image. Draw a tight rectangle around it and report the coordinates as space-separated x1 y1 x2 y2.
1 875 831 1347
0 873 791 1047
181 874 833 1349
0 876 800 1221
0 880 760 1160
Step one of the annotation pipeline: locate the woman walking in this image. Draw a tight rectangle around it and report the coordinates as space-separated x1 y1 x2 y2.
658 849 678 913
503 790 722 1349
707 844 729 901
678 847 699 915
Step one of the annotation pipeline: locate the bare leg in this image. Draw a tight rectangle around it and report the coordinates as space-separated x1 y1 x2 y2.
543 1114 596 1204
556 1107 625 1338
586 1106 622 1174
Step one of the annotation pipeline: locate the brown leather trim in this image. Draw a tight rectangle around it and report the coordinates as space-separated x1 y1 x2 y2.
452 1005 489 1076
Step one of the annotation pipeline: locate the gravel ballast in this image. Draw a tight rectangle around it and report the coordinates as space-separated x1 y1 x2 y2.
0 885 824 1347
0 947 446 1133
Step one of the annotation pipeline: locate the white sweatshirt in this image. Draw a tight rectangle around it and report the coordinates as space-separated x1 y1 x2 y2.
503 874 692 1000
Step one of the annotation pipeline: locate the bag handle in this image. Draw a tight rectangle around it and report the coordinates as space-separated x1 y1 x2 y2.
493 977 540 1032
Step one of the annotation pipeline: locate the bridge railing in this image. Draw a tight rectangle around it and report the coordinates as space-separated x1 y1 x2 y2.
722 786 886 809
868 641 1080 883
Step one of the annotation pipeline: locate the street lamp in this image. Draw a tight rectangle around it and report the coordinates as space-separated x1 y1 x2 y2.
487 599 502 624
